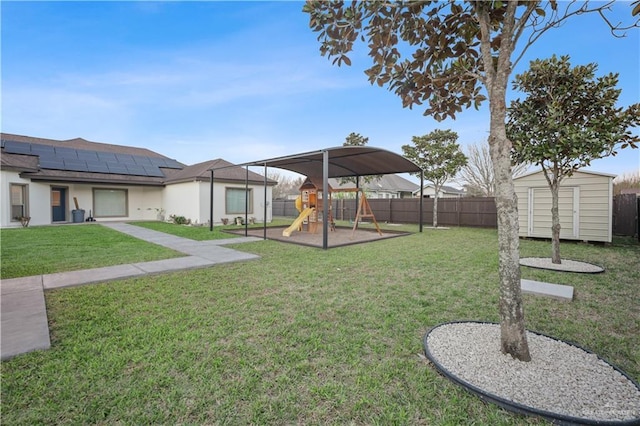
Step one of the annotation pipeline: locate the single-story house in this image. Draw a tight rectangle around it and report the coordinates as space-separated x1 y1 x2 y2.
328 174 419 199
412 184 465 198
1 133 276 228
513 169 615 243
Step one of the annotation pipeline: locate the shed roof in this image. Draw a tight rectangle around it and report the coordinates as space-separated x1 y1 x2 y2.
514 168 617 180
222 146 422 178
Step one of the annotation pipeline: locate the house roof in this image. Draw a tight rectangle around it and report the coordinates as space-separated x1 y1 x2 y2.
328 174 419 193
165 158 277 185
0 152 40 172
2 133 168 158
1 133 183 180
228 146 422 178
0 133 271 187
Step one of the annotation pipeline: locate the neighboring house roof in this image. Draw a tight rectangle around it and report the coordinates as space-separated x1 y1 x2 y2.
328 174 419 193
413 184 465 195
0 133 270 187
165 158 277 185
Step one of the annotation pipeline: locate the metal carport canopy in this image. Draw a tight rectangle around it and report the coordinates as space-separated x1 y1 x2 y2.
244 146 422 178
210 146 424 249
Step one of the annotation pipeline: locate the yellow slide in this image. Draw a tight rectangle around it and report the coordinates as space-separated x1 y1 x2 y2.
282 207 314 237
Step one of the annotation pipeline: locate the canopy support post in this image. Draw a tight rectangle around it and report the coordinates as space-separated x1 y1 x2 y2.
322 150 329 250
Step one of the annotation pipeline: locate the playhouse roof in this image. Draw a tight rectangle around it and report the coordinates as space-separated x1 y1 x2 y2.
217 146 422 178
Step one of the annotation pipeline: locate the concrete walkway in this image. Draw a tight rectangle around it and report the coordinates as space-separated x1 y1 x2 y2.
1 223 262 360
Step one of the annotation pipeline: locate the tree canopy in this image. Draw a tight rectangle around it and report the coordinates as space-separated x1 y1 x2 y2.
507 54 639 263
402 130 466 189
340 132 380 185
508 55 640 179
402 129 466 227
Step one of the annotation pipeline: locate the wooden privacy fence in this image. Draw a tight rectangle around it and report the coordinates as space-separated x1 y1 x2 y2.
273 197 498 228
275 194 636 235
612 194 639 238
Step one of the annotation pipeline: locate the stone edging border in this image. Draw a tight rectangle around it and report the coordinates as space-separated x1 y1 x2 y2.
519 257 605 274
423 321 640 425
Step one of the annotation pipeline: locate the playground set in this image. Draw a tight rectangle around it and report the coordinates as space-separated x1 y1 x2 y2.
282 177 382 238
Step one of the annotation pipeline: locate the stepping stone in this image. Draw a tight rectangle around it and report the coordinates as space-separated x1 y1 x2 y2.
521 279 574 301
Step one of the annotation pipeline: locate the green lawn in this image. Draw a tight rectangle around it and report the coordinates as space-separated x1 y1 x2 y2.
1 226 638 425
0 224 183 279
129 220 243 240
130 218 306 240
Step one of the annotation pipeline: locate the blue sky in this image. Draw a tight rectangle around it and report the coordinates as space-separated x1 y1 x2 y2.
2 1 639 182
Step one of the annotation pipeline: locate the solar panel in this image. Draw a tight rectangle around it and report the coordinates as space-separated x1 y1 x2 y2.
124 164 146 176
97 152 118 162
143 165 165 177
86 162 111 173
147 157 182 169
77 150 99 161
3 140 32 154
133 156 153 166
149 157 168 166
115 154 136 164
55 147 78 159
39 158 66 170
64 160 89 172
106 163 129 173
2 139 185 178
31 144 55 155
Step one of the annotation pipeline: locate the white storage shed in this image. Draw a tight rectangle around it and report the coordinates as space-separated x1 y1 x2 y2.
513 169 615 243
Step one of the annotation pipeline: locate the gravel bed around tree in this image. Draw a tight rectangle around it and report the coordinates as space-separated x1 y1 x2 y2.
425 322 640 423
520 257 605 273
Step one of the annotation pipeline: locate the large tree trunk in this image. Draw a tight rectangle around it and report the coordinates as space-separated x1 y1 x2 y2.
550 182 562 264
486 46 531 361
489 121 531 362
478 0 531 362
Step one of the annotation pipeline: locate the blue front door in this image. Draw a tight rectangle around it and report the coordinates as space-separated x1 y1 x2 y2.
52 187 66 222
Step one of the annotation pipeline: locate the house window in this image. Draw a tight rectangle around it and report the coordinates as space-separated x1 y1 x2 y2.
226 187 253 214
10 184 28 221
93 188 128 217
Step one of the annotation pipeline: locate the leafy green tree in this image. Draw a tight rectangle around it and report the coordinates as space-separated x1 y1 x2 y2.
304 0 637 361
340 132 381 186
508 55 640 264
343 132 368 147
402 130 467 227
